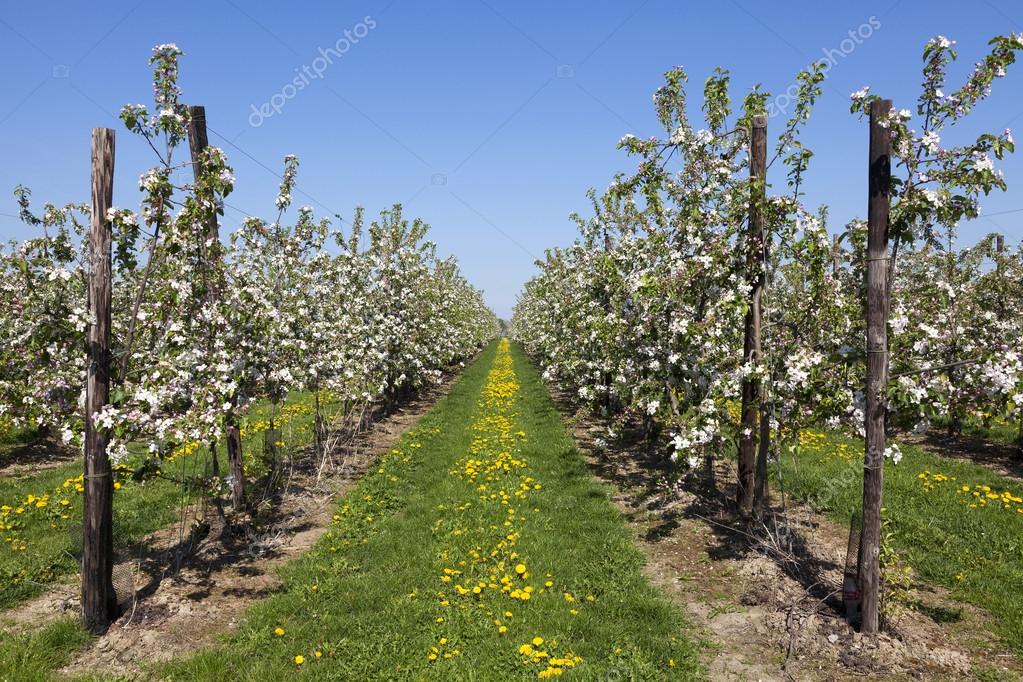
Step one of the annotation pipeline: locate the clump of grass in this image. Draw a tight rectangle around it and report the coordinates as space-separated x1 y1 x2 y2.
0 618 91 681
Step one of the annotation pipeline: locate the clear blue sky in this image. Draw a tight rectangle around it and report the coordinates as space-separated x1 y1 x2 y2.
2 0 1021 318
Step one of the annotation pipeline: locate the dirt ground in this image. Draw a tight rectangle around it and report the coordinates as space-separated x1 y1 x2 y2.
0 372 461 679
552 391 1023 681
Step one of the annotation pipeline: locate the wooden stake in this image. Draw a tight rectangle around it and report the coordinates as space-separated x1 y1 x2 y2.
82 128 119 634
738 114 767 515
859 98 892 635
186 105 246 510
833 234 841 275
186 105 219 246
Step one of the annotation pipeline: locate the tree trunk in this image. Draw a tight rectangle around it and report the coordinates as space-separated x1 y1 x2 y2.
225 414 245 510
753 397 771 518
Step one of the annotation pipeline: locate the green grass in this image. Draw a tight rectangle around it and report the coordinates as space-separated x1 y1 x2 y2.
961 414 1022 447
0 618 91 682
776 429 1023 656
156 340 701 680
0 390 332 610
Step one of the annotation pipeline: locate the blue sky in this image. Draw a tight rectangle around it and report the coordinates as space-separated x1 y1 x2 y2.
1 0 1022 318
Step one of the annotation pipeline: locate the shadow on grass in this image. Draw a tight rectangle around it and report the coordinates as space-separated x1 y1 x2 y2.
0 434 75 474
907 429 1023 480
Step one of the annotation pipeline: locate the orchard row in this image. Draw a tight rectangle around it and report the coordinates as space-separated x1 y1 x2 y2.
511 33 1023 635
0 45 497 631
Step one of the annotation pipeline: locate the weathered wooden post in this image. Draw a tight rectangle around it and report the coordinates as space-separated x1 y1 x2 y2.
186 105 226 517
186 105 220 248
833 234 841 275
738 114 767 515
186 105 246 511
859 98 892 635
82 127 119 634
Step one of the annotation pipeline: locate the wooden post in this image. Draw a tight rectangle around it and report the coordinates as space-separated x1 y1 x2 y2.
738 114 767 515
82 128 119 634
833 234 841 275
859 98 892 635
186 105 220 247
187 105 246 510
187 105 222 488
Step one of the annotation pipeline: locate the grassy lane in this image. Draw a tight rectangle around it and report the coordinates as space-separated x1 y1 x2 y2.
157 339 700 680
777 430 1023 656
0 391 332 610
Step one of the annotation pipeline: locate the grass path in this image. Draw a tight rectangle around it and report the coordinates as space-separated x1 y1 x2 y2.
149 339 699 680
